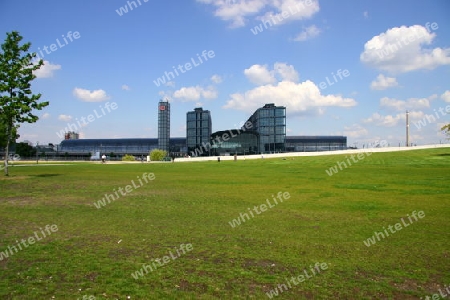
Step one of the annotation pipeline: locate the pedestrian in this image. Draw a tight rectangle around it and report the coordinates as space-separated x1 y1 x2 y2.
101 154 106 163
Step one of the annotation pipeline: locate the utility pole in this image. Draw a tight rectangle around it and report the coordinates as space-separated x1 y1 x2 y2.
406 110 410 147
36 141 39 164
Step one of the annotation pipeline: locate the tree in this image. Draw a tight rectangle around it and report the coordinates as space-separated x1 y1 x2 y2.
150 149 167 161
15 142 36 157
0 31 48 176
122 154 135 161
0 114 18 149
442 124 450 138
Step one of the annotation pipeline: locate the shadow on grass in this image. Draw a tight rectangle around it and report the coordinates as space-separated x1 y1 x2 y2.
33 174 61 178
433 153 450 156
334 183 388 191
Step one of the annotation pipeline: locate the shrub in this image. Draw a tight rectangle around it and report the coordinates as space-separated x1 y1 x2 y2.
150 149 167 161
122 154 135 161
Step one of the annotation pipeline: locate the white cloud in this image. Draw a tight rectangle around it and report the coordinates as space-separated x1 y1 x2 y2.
58 114 72 122
197 0 266 28
211 74 223 83
41 113 50 119
363 11 369 19
408 110 427 120
165 81 175 87
360 25 450 73
73 88 110 102
259 0 320 26
229 63 353 114
244 62 299 85
441 90 450 102
274 62 299 82
223 80 356 115
34 61 61 78
370 74 398 90
362 112 403 127
244 64 276 85
343 124 368 138
121 84 130 91
197 0 319 28
293 25 321 42
173 86 218 101
363 111 425 127
380 96 432 111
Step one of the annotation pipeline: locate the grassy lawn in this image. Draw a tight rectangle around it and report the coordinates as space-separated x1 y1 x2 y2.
0 148 449 299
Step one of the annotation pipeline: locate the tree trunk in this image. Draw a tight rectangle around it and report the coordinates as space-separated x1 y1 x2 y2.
4 131 10 176
3 121 12 176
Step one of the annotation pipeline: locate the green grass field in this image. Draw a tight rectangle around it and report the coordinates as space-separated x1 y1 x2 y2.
0 148 449 299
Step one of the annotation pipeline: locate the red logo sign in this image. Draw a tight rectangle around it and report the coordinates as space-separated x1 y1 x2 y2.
159 105 165 111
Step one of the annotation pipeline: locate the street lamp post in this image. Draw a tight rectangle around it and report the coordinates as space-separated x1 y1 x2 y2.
36 141 39 164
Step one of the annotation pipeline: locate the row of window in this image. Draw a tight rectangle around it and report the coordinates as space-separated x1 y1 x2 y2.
187 121 211 129
258 127 285 134
260 135 285 143
256 108 285 118
257 117 285 126
285 142 345 146
59 142 346 154
187 137 209 145
287 145 346 151
187 128 210 135
60 145 159 153
187 113 211 121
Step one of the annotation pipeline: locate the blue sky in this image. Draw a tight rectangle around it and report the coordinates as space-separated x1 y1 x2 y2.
1 0 449 147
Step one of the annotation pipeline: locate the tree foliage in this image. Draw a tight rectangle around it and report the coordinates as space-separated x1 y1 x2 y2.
0 114 18 149
122 154 135 161
442 124 450 138
0 31 48 175
14 142 36 157
150 149 167 161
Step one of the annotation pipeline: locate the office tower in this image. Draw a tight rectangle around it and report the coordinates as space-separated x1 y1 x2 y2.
186 107 212 156
245 103 286 153
158 100 170 152
64 131 79 140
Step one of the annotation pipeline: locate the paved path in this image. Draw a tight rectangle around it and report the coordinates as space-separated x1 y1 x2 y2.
174 144 450 163
6 144 450 165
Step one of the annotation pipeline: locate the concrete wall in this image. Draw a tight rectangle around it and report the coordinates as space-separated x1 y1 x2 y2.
173 144 450 163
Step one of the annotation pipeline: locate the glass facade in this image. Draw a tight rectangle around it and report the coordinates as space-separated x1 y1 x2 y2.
59 138 159 156
186 107 212 156
56 103 346 158
285 136 347 152
245 103 286 153
58 136 347 157
158 100 170 152
59 138 187 157
210 130 258 156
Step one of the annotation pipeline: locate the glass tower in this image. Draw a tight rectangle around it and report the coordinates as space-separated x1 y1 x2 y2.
245 103 286 153
186 107 212 156
158 100 170 152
